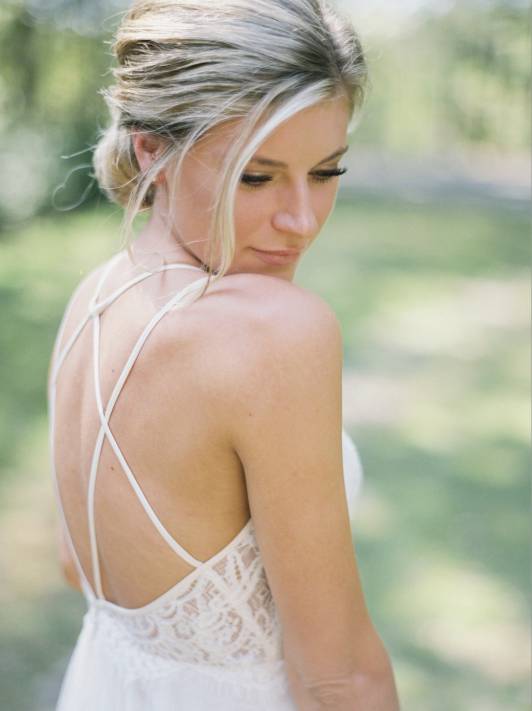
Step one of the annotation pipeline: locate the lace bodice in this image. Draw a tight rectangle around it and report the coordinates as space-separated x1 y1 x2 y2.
83 518 284 685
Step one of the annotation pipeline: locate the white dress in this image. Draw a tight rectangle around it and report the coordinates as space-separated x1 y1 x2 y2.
48 252 365 711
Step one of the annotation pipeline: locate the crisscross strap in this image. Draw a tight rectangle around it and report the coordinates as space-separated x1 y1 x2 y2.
49 251 210 600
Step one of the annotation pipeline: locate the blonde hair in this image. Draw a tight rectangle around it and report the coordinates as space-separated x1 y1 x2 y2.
93 0 368 296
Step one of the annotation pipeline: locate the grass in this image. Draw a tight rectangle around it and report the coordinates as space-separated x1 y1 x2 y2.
0 193 529 710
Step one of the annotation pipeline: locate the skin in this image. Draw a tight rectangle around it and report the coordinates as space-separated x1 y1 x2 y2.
131 94 351 281
58 93 352 593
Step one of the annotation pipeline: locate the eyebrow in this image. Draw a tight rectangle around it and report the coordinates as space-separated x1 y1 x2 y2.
249 146 349 169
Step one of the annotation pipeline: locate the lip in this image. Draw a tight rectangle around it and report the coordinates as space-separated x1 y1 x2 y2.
252 248 303 265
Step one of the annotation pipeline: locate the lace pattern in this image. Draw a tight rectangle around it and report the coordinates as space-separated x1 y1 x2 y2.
86 521 284 684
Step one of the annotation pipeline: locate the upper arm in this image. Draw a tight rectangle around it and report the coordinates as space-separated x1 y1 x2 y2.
226 283 377 685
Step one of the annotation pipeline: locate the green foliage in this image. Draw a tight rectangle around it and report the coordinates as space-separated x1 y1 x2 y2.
0 4 114 225
355 1 530 153
434 2 530 150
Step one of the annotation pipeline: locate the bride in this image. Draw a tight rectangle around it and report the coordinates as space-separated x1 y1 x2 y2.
49 1 401 709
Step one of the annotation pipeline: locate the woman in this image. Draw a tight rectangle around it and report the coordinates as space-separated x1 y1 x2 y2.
48 0 401 709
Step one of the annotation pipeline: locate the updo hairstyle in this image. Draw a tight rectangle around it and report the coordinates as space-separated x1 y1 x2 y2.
93 0 368 291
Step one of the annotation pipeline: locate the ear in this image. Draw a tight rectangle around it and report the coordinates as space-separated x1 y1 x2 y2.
131 131 167 185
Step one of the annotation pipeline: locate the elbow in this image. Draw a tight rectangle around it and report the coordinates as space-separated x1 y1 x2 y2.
284 626 400 710
308 667 400 711
304 649 400 711
305 674 364 708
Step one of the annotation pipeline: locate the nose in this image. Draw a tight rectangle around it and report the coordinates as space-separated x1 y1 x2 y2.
272 182 319 239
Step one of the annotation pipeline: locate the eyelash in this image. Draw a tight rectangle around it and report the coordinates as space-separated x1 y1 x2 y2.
240 167 349 188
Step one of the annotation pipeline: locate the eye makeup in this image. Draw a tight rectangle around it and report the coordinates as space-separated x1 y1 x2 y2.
240 167 349 188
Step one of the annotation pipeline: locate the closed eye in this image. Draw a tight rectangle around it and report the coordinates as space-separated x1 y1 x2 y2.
241 167 349 189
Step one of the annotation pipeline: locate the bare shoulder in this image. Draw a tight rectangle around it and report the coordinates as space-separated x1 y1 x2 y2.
207 272 343 366
222 271 340 323
188 272 344 424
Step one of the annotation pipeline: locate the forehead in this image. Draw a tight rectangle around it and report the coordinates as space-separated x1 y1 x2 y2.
255 96 350 165
194 95 350 166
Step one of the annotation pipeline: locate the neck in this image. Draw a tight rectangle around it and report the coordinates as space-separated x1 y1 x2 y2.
132 210 211 273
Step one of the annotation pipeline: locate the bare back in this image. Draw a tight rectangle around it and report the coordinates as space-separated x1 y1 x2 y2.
50 250 279 609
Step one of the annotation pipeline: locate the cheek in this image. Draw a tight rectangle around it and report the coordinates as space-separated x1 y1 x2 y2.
233 192 272 241
317 187 339 223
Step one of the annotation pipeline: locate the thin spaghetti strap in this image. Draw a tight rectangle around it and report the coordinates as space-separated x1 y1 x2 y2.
87 276 210 598
49 253 208 599
49 251 124 601
87 274 210 598
51 255 205 385
87 258 206 318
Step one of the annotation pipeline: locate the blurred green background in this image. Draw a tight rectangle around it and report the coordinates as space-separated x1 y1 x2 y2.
0 1 529 709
